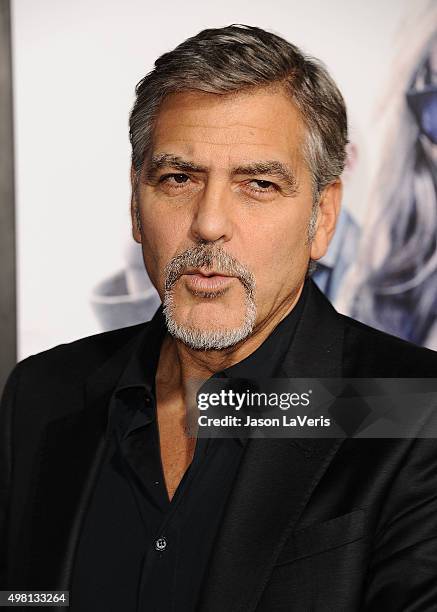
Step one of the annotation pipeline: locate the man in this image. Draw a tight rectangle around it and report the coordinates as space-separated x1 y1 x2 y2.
2 24 437 611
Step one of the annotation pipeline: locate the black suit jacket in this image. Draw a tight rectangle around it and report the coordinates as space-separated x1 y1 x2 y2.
2 280 437 611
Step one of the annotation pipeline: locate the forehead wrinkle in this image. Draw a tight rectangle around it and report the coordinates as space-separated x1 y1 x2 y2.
155 138 284 146
159 122 275 131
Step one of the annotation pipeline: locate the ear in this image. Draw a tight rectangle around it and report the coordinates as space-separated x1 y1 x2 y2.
130 166 142 244
310 179 342 260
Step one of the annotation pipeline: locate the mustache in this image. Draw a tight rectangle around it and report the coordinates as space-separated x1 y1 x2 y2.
164 243 256 296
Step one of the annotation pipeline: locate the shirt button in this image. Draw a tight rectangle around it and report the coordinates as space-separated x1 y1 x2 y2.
155 537 167 552
145 396 151 404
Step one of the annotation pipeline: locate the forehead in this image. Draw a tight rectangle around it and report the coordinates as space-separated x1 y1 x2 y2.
152 88 307 167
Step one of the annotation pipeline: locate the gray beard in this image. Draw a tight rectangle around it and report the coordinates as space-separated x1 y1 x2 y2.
162 244 257 350
163 290 257 350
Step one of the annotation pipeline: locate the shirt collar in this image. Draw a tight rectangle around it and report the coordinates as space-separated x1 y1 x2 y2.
114 306 167 394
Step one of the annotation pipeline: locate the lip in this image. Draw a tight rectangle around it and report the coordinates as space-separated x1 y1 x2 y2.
183 271 235 293
185 268 231 278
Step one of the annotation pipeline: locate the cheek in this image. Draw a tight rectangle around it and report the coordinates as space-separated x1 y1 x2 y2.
139 205 189 286
246 213 310 283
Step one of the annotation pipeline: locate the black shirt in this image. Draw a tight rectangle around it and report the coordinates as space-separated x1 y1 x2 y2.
70 283 307 611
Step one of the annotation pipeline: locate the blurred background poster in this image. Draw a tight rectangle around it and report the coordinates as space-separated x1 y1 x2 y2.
6 0 437 364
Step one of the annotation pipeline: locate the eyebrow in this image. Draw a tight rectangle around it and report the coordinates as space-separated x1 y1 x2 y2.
144 154 208 179
232 161 299 195
144 153 299 195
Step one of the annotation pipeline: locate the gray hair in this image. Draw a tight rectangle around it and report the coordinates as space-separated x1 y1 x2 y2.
129 24 348 201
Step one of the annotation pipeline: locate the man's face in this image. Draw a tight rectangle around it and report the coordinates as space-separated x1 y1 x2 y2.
132 87 337 348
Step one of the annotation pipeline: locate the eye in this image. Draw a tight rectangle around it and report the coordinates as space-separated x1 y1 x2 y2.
244 179 279 196
249 179 275 190
159 173 190 185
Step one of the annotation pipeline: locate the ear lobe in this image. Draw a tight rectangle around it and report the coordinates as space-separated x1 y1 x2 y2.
310 179 342 261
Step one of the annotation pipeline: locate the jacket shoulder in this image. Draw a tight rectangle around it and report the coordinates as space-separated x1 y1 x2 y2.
10 322 150 389
340 313 437 376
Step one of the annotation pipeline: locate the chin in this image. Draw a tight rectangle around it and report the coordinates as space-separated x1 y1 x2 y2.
163 299 256 351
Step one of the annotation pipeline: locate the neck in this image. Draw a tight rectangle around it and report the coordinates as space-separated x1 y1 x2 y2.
156 282 304 396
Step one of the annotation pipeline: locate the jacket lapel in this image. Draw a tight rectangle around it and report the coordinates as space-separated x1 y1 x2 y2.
19 328 147 590
198 281 345 612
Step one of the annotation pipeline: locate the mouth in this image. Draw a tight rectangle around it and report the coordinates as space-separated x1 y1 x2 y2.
182 268 235 294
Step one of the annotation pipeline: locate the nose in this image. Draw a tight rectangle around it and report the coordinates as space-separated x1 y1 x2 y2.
190 179 233 245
